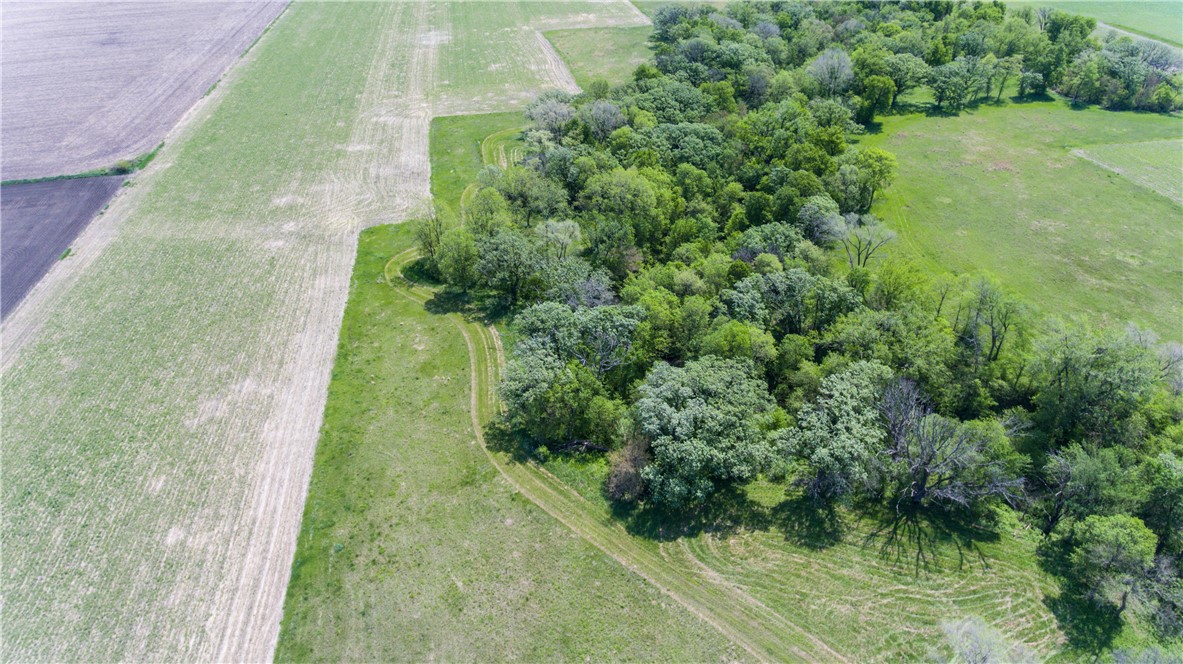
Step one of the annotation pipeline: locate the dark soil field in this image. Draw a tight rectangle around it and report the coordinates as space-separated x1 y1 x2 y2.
1 177 124 318
1 1 286 181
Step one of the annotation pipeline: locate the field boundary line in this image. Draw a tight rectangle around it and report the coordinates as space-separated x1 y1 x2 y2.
1071 145 1183 206
0 4 295 371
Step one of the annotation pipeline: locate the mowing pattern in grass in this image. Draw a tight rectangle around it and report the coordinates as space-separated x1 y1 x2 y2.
859 99 1183 341
544 26 655 88
1076 138 1183 206
430 112 526 215
274 226 743 662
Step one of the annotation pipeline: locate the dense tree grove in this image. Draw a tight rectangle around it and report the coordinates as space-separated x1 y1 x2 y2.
419 1 1183 643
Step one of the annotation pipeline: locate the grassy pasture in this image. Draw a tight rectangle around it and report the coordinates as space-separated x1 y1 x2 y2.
430 112 526 215
1077 138 1183 205
274 224 741 662
541 457 1106 660
859 99 1183 341
1008 1 1183 46
544 26 655 87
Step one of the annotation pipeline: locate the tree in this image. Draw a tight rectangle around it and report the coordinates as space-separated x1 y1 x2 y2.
808 48 854 97
840 213 895 268
466 187 513 237
1072 514 1158 613
1035 444 1147 536
856 75 896 124
581 100 626 141
939 617 1036 664
1032 326 1159 446
413 214 444 268
1018 71 1045 97
636 357 778 507
1140 452 1183 555
994 55 1023 101
884 53 931 107
879 379 1025 509
476 230 542 306
797 194 845 246
525 97 574 137
437 227 478 291
780 361 892 501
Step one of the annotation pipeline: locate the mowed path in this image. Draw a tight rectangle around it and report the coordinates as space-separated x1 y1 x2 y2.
0 2 646 661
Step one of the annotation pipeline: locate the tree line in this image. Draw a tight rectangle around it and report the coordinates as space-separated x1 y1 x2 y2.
415 0 1183 645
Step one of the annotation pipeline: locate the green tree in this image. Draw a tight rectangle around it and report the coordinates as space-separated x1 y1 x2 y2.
780 361 893 501
1140 452 1183 554
437 227 478 291
476 230 542 306
1072 514 1157 613
636 357 778 507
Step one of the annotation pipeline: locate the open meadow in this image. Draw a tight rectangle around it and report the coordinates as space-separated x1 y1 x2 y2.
0 1 286 181
544 26 655 88
1008 0 1183 46
1 1 646 661
859 100 1183 341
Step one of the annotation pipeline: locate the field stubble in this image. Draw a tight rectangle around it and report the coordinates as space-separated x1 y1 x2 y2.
1 1 649 661
0 1 287 181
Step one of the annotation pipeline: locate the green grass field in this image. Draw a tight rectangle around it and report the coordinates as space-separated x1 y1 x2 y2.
273 224 741 662
1077 138 1183 205
430 112 525 216
859 99 1183 341
544 26 655 88
1008 1 1183 47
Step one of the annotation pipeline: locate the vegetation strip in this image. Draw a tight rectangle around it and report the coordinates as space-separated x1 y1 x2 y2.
386 249 839 663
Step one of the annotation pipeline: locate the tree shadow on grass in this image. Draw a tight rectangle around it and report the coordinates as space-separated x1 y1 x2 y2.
1036 537 1124 655
860 504 999 576
613 487 775 543
769 492 846 550
483 419 534 464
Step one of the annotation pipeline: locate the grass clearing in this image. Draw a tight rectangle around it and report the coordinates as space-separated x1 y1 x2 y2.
544 26 655 87
1008 1 1183 47
1076 138 1183 205
858 99 1183 341
274 225 743 662
430 112 526 215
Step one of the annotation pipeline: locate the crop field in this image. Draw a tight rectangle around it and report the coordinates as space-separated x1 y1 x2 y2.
1076 138 1183 206
0 1 286 181
859 99 1183 341
274 225 741 662
0 176 124 318
1008 1 1183 46
0 1 651 661
544 26 655 87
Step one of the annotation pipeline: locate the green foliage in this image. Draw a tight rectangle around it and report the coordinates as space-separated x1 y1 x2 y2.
1071 514 1158 612
636 357 778 507
438 227 478 291
780 361 893 500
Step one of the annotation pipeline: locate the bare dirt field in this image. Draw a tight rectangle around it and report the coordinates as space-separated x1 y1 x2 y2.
1 1 287 181
1 2 648 662
0 177 123 318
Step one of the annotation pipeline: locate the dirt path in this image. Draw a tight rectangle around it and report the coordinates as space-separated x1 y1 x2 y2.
385 251 846 663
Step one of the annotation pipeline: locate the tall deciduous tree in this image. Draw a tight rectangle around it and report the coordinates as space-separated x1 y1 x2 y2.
636 357 777 507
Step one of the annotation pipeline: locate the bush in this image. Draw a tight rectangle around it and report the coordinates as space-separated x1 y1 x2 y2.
606 436 650 502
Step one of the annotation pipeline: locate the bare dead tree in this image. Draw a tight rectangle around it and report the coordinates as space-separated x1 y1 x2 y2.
880 379 1025 510
840 214 895 268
